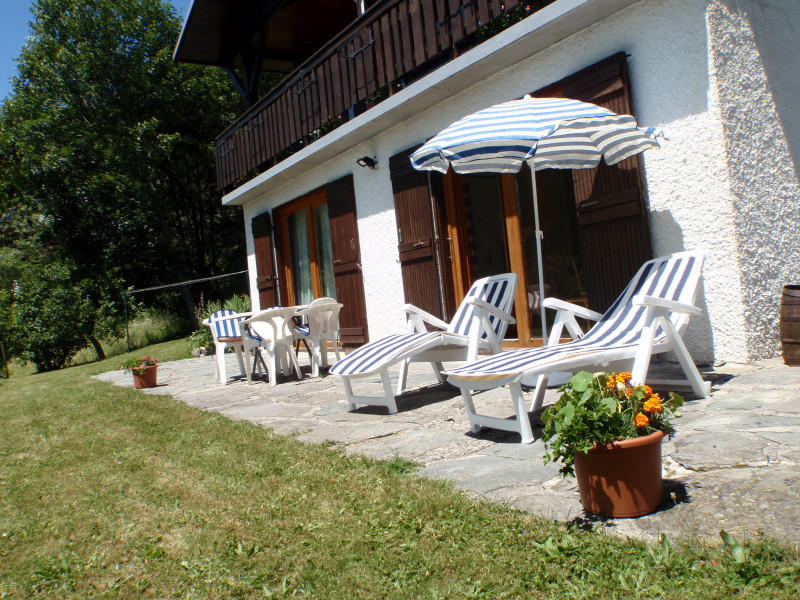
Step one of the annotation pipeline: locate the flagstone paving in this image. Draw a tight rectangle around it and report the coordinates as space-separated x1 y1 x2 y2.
96 354 800 545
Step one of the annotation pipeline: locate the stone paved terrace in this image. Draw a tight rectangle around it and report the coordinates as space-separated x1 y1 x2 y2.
97 354 800 546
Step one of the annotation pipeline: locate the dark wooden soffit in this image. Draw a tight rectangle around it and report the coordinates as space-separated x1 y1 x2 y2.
173 0 359 74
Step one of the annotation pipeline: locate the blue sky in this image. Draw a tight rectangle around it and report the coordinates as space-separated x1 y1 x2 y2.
0 0 193 101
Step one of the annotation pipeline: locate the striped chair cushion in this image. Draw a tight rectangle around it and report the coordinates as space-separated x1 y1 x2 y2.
329 273 516 378
210 310 243 341
448 276 515 339
329 333 435 376
293 324 310 336
446 252 700 381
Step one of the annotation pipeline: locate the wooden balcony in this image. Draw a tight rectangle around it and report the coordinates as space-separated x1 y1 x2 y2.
214 0 556 191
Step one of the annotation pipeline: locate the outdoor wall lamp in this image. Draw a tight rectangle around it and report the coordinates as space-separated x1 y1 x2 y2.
357 156 378 169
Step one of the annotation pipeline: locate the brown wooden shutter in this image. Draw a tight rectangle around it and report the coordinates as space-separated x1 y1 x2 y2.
252 212 280 308
563 52 652 312
326 175 369 346
389 146 455 322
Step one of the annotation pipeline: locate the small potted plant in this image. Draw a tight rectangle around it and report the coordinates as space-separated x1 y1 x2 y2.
121 355 159 389
541 371 683 518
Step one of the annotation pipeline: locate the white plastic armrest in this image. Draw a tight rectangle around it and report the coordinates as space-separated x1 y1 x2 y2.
401 304 449 330
241 308 292 326
467 297 516 324
633 295 702 315
295 303 342 318
542 297 603 321
212 311 253 324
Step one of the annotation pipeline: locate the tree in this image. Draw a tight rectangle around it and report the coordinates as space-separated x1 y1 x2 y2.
0 0 246 368
9 261 95 372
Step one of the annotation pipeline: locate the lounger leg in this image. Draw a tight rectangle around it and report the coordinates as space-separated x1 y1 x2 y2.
342 372 399 414
381 370 399 414
461 389 481 434
529 374 549 413
431 362 445 384
510 382 535 444
660 316 711 399
343 377 358 412
397 358 410 395
461 384 534 444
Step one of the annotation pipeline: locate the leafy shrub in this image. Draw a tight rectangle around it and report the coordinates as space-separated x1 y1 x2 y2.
223 293 252 314
10 262 94 371
188 294 252 354
71 310 187 365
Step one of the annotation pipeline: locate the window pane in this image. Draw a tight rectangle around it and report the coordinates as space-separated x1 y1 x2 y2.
461 174 508 279
515 165 585 340
288 211 314 306
314 204 337 299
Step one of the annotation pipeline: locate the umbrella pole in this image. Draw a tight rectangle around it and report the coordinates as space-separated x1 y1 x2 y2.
529 166 548 344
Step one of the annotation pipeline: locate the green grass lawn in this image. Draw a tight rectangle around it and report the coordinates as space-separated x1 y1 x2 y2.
1 341 798 599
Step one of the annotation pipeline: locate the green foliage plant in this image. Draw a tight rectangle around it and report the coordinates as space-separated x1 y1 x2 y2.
188 294 220 353
9 260 95 371
222 293 252 314
542 371 684 476
72 310 185 366
120 354 158 375
188 294 251 353
1 0 245 337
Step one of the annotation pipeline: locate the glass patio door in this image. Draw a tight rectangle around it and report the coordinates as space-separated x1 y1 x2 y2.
459 174 509 280
279 190 336 306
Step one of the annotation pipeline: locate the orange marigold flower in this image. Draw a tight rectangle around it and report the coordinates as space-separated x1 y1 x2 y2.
605 375 617 389
643 385 654 398
617 372 632 384
634 412 650 428
624 387 634 398
644 398 663 414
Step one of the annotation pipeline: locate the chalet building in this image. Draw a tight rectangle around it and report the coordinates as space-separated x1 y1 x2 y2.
174 0 800 365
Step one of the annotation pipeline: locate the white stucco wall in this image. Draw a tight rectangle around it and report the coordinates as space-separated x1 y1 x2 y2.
706 0 800 361
242 137 411 337
238 0 800 365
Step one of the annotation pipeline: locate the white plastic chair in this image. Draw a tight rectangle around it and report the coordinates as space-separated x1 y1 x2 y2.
291 298 343 377
241 307 303 386
203 310 257 385
445 251 711 443
330 273 517 414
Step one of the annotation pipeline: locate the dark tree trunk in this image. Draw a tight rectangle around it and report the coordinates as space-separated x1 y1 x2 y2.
88 335 106 360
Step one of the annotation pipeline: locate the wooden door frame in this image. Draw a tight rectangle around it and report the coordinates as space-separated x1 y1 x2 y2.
274 187 328 306
443 172 470 302
499 173 531 348
442 170 534 346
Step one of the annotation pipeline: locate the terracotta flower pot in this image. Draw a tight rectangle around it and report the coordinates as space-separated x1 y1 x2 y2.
132 365 158 389
574 430 665 518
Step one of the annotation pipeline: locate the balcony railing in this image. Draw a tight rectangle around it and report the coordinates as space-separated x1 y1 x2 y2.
214 0 555 191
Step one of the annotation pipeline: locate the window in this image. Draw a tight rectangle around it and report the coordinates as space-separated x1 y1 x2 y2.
277 189 336 306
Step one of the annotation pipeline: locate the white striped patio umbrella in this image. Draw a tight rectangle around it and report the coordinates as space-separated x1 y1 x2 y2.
410 95 662 340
